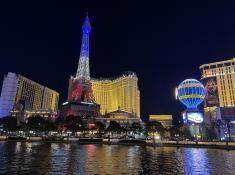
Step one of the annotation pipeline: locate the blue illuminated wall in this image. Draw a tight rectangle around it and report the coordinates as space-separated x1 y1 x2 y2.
0 72 18 118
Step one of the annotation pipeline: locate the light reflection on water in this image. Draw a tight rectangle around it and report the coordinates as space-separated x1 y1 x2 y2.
0 141 234 174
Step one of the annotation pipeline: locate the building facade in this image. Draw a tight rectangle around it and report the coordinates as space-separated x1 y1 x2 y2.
91 71 140 117
149 115 173 128
0 72 59 117
204 106 235 140
200 58 235 107
96 107 142 127
200 58 235 140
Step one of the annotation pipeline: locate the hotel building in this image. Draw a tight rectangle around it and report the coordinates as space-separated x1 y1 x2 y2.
0 72 59 117
149 115 173 128
200 58 235 107
91 71 140 117
200 58 235 140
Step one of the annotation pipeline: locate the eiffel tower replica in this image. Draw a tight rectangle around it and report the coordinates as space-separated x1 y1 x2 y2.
60 15 100 122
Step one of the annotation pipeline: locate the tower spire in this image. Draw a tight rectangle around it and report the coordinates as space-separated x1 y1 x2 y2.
76 15 91 80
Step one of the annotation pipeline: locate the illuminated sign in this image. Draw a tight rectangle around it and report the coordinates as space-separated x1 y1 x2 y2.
187 112 203 123
202 77 219 107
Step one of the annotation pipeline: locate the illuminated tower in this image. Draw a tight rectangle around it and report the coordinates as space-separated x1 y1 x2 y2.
67 16 93 102
76 16 91 80
60 15 100 119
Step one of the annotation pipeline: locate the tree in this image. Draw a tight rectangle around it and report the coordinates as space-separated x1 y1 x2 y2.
130 122 142 138
199 123 217 141
27 115 47 132
169 126 180 138
123 122 131 138
146 121 165 139
107 121 121 138
55 116 66 132
65 115 78 127
206 126 217 141
119 126 128 139
3 116 18 131
179 125 192 140
64 115 78 135
44 120 56 131
95 121 106 137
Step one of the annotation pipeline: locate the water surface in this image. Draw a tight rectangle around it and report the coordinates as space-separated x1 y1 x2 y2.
0 141 234 175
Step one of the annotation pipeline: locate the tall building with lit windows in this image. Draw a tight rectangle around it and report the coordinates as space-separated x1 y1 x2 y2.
0 72 59 117
200 58 235 107
200 58 235 140
91 71 140 117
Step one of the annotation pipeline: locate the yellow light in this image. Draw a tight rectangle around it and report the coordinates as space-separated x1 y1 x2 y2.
179 83 204 88
91 74 140 117
178 94 205 100
154 135 160 140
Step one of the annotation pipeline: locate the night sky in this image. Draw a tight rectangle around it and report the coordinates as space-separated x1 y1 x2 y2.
1 1 235 121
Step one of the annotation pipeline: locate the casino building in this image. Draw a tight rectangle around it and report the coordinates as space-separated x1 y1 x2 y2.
60 15 141 127
91 71 140 118
200 58 235 107
200 58 235 140
149 115 172 129
0 72 59 118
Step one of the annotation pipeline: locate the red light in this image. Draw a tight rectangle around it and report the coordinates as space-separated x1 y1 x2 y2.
88 123 95 129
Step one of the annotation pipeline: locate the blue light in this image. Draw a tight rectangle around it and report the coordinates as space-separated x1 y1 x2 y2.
177 79 205 109
80 16 91 59
82 16 91 34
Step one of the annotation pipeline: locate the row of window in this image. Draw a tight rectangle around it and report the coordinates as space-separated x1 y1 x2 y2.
14 79 58 111
202 61 235 70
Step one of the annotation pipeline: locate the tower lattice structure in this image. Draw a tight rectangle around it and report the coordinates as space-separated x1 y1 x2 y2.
68 16 94 102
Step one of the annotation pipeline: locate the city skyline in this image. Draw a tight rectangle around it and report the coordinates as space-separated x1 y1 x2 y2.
2 1 235 119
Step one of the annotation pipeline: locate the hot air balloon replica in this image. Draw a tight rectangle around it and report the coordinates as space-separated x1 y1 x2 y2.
175 79 206 124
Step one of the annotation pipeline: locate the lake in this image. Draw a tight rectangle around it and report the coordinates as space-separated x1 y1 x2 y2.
0 141 234 174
